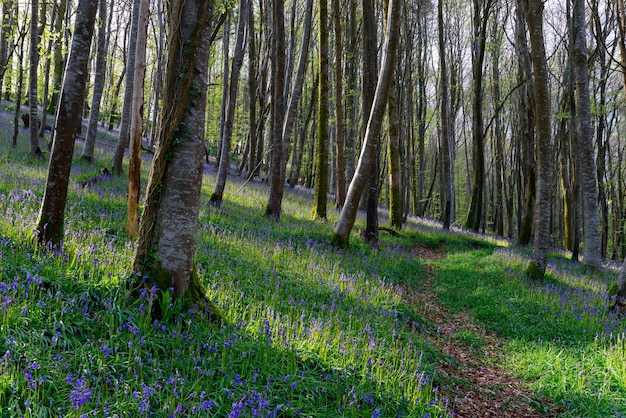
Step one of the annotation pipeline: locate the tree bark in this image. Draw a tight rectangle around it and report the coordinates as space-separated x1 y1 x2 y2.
29 0 42 158
573 0 602 268
47 0 67 115
125 0 150 238
81 0 108 162
331 0 401 248
246 0 257 179
438 0 453 230
0 0 15 94
524 0 553 280
211 0 249 206
265 0 286 219
312 0 330 220
465 0 494 231
34 0 98 246
361 0 379 244
281 0 313 189
132 0 220 316
112 0 140 175
333 0 346 207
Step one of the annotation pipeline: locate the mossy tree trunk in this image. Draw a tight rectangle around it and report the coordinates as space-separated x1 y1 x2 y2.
524 0 553 280
265 0 286 219
312 0 329 220
132 0 220 316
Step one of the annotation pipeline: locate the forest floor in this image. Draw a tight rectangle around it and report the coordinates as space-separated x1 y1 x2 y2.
409 243 560 417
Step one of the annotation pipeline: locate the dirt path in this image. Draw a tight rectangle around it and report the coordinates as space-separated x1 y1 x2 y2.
406 245 560 418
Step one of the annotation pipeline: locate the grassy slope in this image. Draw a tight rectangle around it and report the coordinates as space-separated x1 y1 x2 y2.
0 125 625 417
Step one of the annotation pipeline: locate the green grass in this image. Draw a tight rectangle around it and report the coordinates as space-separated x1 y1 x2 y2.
0 137 447 416
418 230 626 416
1 130 626 417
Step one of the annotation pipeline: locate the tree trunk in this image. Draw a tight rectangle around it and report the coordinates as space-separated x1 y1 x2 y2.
29 0 42 158
516 0 535 246
573 0 601 268
312 0 330 220
288 74 318 186
281 0 313 189
81 0 108 162
265 0 286 219
0 0 15 93
331 0 401 248
332 0 346 207
132 0 220 317
524 0 553 280
361 0 379 244
34 0 98 246
246 0 257 179
125 0 150 238
47 0 67 115
216 11 230 169
211 0 249 206
11 25 25 147
112 0 140 175
465 0 494 232
438 0 453 230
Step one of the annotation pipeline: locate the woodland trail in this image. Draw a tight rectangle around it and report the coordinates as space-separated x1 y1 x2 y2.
406 244 562 418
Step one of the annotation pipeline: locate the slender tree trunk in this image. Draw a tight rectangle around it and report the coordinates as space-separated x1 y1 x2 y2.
216 11 230 168
280 0 313 188
246 0 257 179
289 74 318 186
265 0 286 219
132 0 221 317
465 0 494 231
125 0 150 238
12 25 25 147
491 15 505 236
312 0 330 220
524 0 553 280
516 0 535 246
34 0 98 246
0 0 15 94
385 0 401 229
81 0 108 162
29 0 42 158
438 0 453 230
211 0 249 206
47 0 67 115
112 0 140 175
331 0 401 248
333 0 346 207
344 0 358 183
361 0 379 244
573 0 601 268
149 0 164 148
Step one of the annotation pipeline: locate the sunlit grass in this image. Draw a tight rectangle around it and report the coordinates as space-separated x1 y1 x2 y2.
0 137 447 416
